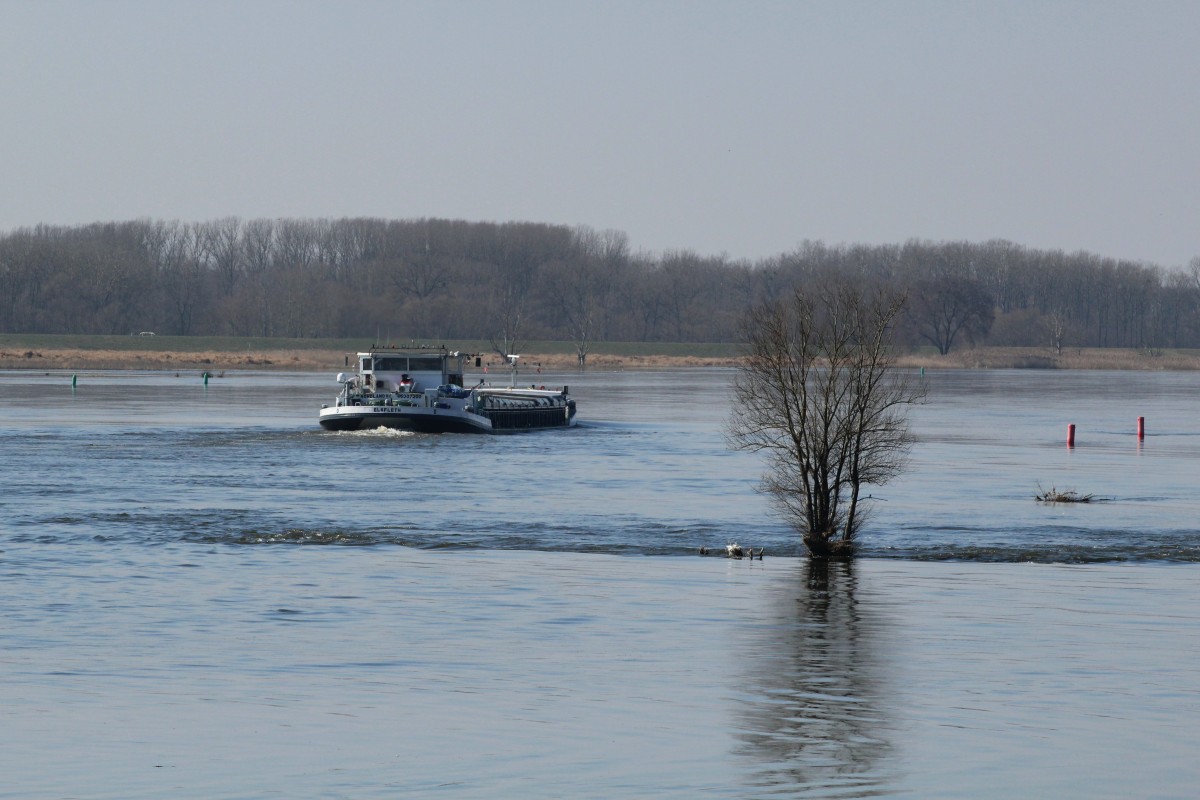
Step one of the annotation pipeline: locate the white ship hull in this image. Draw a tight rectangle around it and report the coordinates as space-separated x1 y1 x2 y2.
318 391 577 434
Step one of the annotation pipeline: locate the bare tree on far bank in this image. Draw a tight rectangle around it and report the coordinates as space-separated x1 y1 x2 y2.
906 275 994 354
728 284 924 558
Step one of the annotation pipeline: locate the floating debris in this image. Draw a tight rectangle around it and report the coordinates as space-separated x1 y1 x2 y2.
1035 485 1099 503
698 542 764 559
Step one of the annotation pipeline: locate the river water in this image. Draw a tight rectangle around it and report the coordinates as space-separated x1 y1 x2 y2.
2 367 1199 798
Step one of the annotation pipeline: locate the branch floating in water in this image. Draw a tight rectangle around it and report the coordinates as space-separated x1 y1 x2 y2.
1035 485 1099 503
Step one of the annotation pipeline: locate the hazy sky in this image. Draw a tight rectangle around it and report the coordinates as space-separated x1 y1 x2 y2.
3 1 1197 267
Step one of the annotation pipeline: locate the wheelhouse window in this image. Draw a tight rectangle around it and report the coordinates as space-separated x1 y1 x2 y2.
361 357 373 371
375 357 407 371
408 356 443 371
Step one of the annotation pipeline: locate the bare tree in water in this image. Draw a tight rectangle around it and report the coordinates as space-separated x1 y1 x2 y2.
728 283 923 558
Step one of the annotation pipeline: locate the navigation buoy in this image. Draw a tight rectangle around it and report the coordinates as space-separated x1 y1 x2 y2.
71 373 77 388
1137 416 1145 440
1067 423 1076 448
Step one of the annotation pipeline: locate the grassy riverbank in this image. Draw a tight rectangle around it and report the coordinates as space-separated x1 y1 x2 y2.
2 334 1200 371
0 334 740 372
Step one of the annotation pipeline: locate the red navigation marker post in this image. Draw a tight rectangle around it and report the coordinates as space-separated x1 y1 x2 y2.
1067 423 1076 448
1138 416 1145 440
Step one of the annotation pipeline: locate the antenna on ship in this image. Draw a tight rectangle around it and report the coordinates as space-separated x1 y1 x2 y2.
507 354 519 388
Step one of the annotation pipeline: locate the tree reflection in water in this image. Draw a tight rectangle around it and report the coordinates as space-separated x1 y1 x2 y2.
733 560 898 798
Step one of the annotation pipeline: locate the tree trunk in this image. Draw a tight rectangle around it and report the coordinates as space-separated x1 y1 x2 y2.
803 533 856 559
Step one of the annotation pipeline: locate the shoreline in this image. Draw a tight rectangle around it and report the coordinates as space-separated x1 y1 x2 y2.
2 345 1200 372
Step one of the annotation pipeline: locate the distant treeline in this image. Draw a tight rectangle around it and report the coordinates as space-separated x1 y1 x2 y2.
2 217 1198 362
